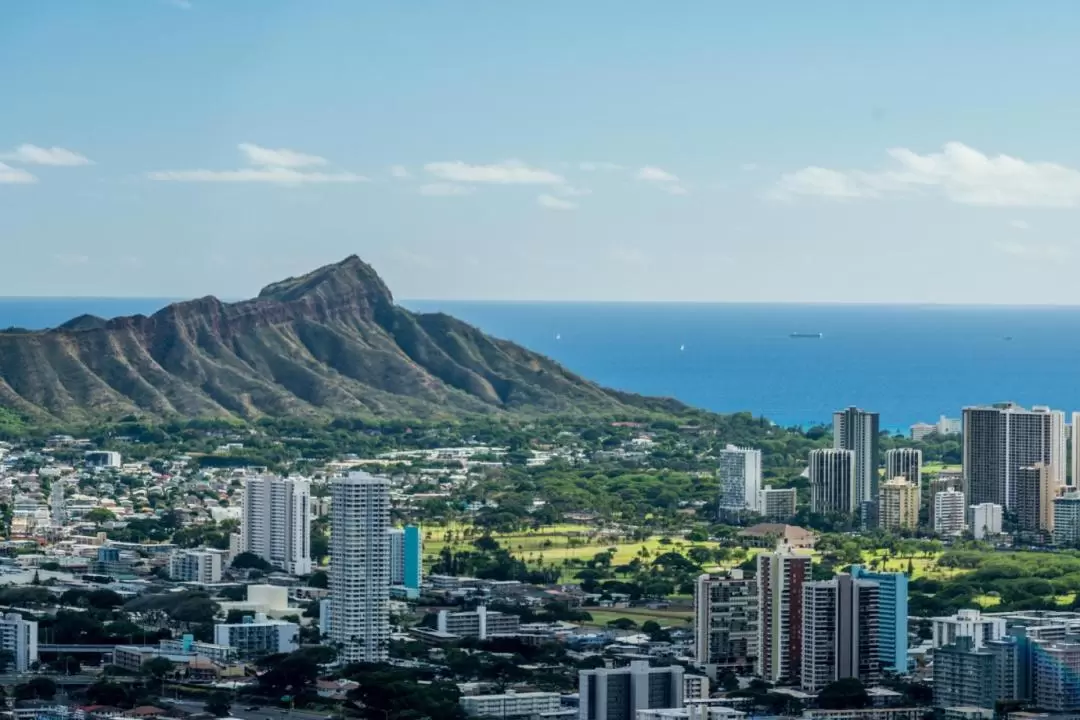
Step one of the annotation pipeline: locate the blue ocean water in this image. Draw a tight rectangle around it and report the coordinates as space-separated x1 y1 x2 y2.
2 297 1076 428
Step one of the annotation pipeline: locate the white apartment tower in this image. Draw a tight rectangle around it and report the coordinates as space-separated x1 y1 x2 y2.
241 476 312 575
0 613 38 673
833 407 880 510
329 471 391 663
809 448 857 514
717 445 762 513
934 489 966 535
885 448 922 486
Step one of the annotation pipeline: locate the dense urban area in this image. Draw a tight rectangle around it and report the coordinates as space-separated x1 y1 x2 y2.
0 404 1076 720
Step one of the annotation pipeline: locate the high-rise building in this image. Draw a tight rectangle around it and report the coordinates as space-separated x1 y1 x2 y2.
694 570 759 674
932 609 1006 651
833 406 880 512
934 489 966 535
241 476 312 576
578 661 684 720
885 448 922 486
1054 491 1080 546
879 478 919 531
809 449 856 514
0 613 38 673
800 573 880 693
929 472 962 525
388 525 424 593
1073 411 1080 486
850 566 909 672
757 487 797 520
717 445 762 513
1014 461 1059 535
50 480 66 527
932 637 998 710
1033 641 1080 712
1034 406 1067 489
329 471 391 663
970 503 1003 540
757 545 811 684
963 403 1057 512
169 549 224 583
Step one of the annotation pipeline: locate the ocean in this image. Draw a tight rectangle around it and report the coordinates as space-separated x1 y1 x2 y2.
2 297 1077 429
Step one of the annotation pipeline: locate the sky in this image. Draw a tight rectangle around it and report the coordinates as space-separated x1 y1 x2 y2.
6 1 1080 302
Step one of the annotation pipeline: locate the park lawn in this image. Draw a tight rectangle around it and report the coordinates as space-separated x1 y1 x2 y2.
583 607 695 629
922 462 962 477
973 593 1001 608
423 522 728 577
858 549 964 580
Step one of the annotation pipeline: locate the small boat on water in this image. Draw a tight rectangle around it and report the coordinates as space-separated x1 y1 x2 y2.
790 332 823 339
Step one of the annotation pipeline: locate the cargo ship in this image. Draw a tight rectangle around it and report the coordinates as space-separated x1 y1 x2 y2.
789 332 823 339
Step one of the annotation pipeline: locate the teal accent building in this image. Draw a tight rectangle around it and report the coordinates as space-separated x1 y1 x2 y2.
851 564 909 670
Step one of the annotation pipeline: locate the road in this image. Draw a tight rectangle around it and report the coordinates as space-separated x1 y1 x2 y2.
165 698 333 720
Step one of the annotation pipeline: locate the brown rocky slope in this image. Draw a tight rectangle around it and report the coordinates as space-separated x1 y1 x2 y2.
0 256 682 422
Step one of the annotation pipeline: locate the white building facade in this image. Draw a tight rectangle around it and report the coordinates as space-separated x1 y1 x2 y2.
329 471 391 663
241 475 312 575
934 489 966 535
970 503 1003 540
0 613 38 673
169 549 224 583
717 445 762 513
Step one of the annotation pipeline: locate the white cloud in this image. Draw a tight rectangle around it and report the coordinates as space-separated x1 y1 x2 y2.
664 185 689 195
636 166 680 183
148 168 366 184
773 142 1080 207
773 167 878 200
148 143 366 184
555 185 592 197
1010 219 1030 231
52 252 89 265
0 162 37 184
238 143 327 168
741 163 759 172
994 241 1067 258
3 144 92 166
389 165 411 179
418 183 474 196
579 161 623 172
537 194 577 210
165 0 193 8
425 160 564 184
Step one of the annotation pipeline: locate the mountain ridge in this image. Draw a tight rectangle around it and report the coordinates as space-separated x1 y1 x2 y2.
0 257 684 422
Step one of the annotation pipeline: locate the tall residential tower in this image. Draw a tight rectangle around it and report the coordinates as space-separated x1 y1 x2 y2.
241 476 312 575
833 407 880 518
329 472 391 663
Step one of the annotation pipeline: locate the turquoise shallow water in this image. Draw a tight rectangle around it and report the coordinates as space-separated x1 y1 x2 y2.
3 297 1074 428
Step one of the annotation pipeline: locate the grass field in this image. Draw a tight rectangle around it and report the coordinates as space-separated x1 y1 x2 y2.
422 522 762 582
858 549 964 579
583 606 695 628
922 462 962 477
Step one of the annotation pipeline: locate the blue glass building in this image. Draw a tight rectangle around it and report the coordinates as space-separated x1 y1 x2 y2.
850 564 909 671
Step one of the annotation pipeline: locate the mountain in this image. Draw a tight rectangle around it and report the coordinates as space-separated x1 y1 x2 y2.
0 256 682 423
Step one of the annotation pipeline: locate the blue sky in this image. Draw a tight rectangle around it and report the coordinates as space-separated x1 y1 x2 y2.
5 1 1080 302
